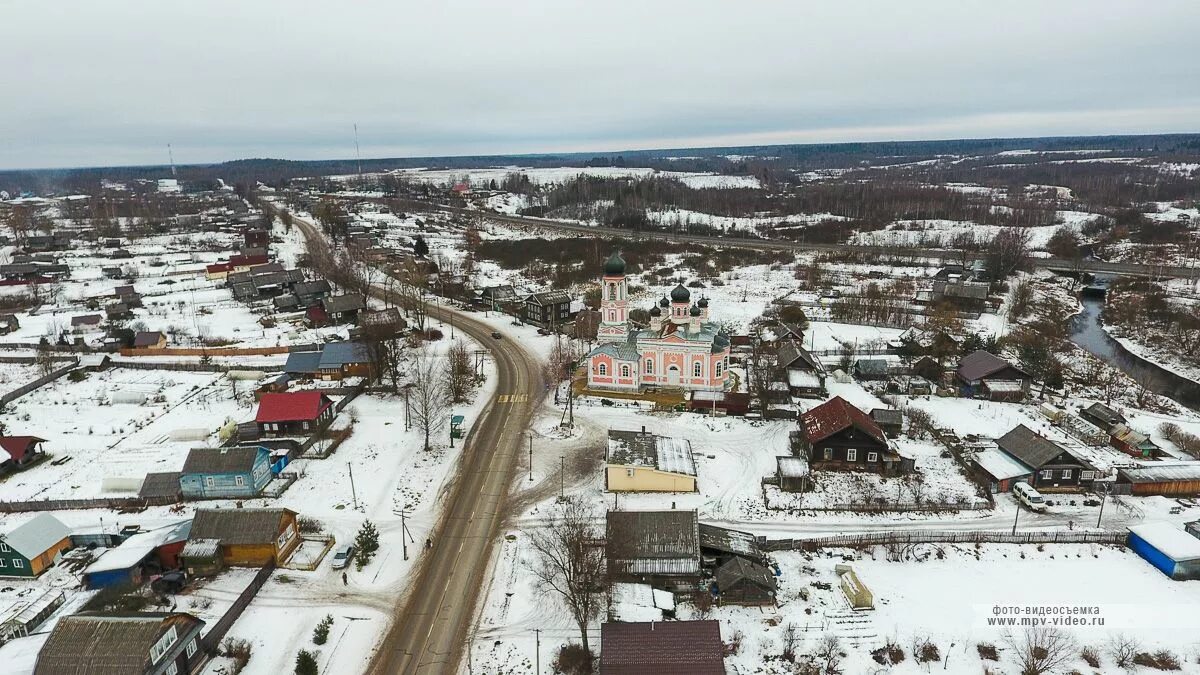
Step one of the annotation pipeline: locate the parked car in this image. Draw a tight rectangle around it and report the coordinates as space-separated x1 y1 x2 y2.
150 570 188 594
491 331 502 340
331 544 356 569
1014 482 1047 513
537 327 552 336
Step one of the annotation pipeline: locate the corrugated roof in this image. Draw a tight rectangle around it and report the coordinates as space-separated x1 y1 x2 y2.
255 391 332 423
957 350 1027 382
607 510 700 576
1119 463 1200 484
318 341 369 369
34 613 202 675
697 523 760 558
1 513 71 560
189 508 293 546
776 339 822 372
181 446 265 475
996 425 1077 469
715 556 776 593
322 294 365 314
800 397 887 446
600 620 725 674
974 448 1034 481
284 351 322 374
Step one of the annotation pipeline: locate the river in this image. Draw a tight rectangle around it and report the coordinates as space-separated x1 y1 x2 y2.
1069 295 1200 411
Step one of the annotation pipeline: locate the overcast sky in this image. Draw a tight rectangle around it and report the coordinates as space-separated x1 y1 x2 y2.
2 0 1198 170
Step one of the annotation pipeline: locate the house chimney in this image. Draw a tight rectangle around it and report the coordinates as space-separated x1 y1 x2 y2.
641 425 646 435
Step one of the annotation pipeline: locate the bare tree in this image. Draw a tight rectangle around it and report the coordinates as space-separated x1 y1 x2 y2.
409 347 449 451
1107 634 1141 670
986 227 1033 281
1005 627 1076 675
445 339 476 403
394 260 429 333
526 498 605 658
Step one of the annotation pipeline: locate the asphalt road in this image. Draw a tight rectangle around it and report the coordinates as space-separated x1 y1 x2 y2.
286 208 544 674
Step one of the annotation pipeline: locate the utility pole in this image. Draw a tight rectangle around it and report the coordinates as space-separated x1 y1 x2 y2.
398 509 414 561
560 456 565 499
450 414 455 448
404 387 410 431
1096 483 1108 528
348 462 358 510
534 629 541 674
1011 500 1020 535
528 433 533 481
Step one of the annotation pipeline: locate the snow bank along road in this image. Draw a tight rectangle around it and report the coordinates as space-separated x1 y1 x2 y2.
287 211 545 673
377 197 1196 280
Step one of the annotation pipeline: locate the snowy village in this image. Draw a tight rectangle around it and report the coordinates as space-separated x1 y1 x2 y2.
3 4 1200 675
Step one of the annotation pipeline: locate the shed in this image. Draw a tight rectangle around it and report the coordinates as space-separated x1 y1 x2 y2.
852 358 889 380
869 408 903 437
776 456 812 493
1115 463 1200 497
1080 402 1126 431
972 448 1034 493
1128 522 1200 580
714 556 777 605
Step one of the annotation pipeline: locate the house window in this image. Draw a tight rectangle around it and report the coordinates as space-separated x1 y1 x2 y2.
645 359 653 374
150 626 178 663
235 476 245 487
204 476 215 488
846 449 857 462
823 448 832 460
598 363 607 376
1040 470 1053 480
867 452 878 462
626 468 635 477
1080 471 1096 480
620 365 630 378
186 639 198 659
0 543 8 552
692 362 702 378
0 559 6 567
277 524 296 550
165 663 178 675
303 421 311 430
1061 469 1072 479
13 559 23 569
715 362 723 377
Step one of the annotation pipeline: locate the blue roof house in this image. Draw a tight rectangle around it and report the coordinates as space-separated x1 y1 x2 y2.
179 446 272 499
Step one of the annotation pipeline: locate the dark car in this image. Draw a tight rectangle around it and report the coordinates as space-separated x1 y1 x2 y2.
491 331 502 340
150 570 187 594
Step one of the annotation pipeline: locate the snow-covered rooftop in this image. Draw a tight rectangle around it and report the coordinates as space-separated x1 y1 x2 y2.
1129 522 1200 561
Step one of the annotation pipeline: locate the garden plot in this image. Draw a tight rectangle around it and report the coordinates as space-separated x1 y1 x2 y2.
699 544 1200 675
0 368 249 501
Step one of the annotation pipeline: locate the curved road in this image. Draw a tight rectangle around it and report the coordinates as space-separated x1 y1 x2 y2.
285 207 544 674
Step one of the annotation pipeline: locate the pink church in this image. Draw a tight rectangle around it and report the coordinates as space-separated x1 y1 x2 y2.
586 252 731 392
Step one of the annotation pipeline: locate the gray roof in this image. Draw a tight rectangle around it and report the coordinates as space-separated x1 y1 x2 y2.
607 430 656 467
698 523 761 559
189 508 293 546
870 408 903 425
318 341 370 369
996 425 1079 469
138 472 183 499
854 358 889 375
957 350 1027 382
180 446 264 475
284 351 322 374
776 455 809 478
527 290 572 306
589 341 640 362
1119 463 1200 484
180 538 221 558
293 279 331 297
776 339 822 372
323 294 366 314
716 556 777 592
607 510 700 574
35 613 202 675
1084 402 1126 426
1 513 71 560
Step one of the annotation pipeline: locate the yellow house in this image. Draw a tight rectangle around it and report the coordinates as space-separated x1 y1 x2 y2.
605 428 697 493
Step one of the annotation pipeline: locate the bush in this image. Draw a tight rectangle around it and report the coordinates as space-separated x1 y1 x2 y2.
913 635 940 663
295 649 319 675
977 643 999 661
552 643 592 675
312 614 333 645
872 639 905 665
1133 650 1182 671
1080 645 1101 668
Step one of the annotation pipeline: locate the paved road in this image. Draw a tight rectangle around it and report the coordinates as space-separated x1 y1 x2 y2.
286 207 544 674
343 195 1199 280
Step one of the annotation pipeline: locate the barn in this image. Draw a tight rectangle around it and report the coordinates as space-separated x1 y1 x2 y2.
1116 464 1200 497
714 557 777 605
1127 522 1200 581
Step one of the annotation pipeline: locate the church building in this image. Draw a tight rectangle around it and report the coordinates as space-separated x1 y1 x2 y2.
586 252 730 392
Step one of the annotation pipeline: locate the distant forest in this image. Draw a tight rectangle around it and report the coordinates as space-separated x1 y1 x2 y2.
3 133 1199 196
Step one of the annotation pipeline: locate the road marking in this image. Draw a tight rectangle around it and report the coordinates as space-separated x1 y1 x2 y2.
497 393 528 404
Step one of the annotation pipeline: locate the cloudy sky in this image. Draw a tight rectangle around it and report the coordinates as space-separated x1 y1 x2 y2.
2 0 1198 169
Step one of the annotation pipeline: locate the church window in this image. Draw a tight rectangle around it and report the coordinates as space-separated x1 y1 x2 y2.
693 362 702 377
645 359 653 374
608 284 616 301
621 365 630 378
598 363 607 376
716 361 723 377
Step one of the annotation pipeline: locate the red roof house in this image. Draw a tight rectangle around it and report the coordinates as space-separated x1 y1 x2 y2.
0 436 46 471
255 391 335 437
600 620 725 674
797 397 909 475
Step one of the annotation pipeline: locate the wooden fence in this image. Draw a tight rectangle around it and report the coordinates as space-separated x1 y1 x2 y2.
111 360 282 373
0 495 178 513
119 346 291 357
0 358 79 407
762 530 1125 552
201 561 276 654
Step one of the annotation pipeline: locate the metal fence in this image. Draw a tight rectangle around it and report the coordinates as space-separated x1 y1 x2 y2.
200 561 276 654
762 530 1125 552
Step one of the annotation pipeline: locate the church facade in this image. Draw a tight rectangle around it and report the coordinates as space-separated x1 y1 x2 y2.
586 253 730 392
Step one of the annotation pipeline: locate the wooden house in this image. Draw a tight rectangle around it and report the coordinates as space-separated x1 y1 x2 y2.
1115 464 1200 497
255 391 334 437
869 408 903 438
797 397 913 476
133 331 167 350
688 390 751 416
956 350 1031 399
0 514 72 578
523 290 573 329
34 612 207 675
316 341 372 380
185 507 299 567
321 294 366 324
852 359 889 381
1109 423 1160 458
1081 402 1127 432
972 447 1034 493
0 435 47 473
606 510 701 591
605 429 697 493
179 446 273 499
714 556 776 606
776 340 826 397
994 425 1097 491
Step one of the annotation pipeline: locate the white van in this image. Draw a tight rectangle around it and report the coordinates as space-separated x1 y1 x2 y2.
1013 482 1047 512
